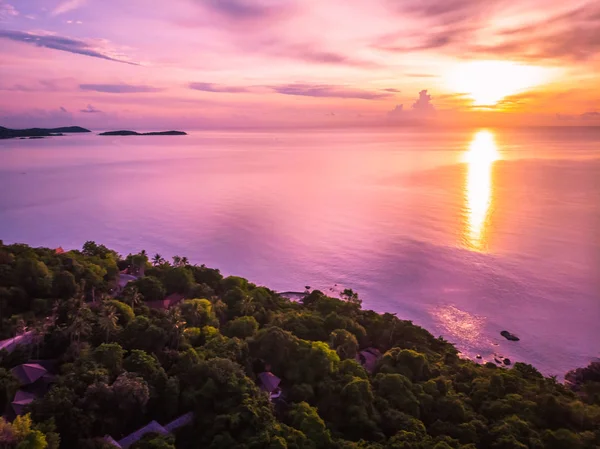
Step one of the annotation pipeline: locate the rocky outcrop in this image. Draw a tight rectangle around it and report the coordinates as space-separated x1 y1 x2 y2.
501 330 520 341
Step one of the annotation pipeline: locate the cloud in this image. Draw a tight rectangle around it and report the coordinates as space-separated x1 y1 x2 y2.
79 83 162 93
412 89 436 114
80 104 101 113
0 30 138 65
383 88 401 93
0 1 18 20
60 106 68 113
387 90 437 122
51 0 87 16
278 44 379 68
387 104 404 118
470 3 600 61
0 78 76 92
557 111 600 121
270 83 392 100
201 0 294 23
406 73 437 78
189 82 251 93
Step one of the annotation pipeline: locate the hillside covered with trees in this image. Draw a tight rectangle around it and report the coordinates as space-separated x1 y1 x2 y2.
0 241 598 449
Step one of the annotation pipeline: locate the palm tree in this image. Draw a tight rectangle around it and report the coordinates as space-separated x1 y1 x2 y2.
67 311 92 344
123 286 143 309
181 257 189 266
166 308 186 349
152 253 164 266
99 304 119 342
172 255 182 267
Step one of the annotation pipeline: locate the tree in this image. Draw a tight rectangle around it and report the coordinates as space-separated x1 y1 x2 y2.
179 299 216 327
223 316 259 339
131 434 175 449
105 300 134 326
16 430 47 449
52 271 78 299
122 286 143 309
94 343 125 376
99 304 119 342
152 254 165 266
288 402 332 448
329 329 359 360
164 267 193 294
132 277 166 302
16 258 52 298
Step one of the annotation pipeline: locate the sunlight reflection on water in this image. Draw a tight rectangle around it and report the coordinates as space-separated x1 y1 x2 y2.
463 130 500 251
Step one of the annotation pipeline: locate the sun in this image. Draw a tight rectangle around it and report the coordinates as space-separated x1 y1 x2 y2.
447 60 549 107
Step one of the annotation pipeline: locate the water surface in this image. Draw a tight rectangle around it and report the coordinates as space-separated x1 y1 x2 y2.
1 128 599 376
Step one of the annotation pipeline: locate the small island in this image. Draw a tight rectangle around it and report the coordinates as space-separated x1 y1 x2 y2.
0 126 91 139
99 130 187 136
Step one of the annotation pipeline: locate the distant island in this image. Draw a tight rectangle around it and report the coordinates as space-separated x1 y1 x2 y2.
0 126 91 139
99 130 187 136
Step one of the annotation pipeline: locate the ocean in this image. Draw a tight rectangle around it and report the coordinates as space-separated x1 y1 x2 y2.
1 127 599 376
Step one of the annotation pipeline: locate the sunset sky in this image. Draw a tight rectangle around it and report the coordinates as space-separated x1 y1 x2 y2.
0 0 599 129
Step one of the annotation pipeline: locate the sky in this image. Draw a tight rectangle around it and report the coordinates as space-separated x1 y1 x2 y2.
0 0 599 129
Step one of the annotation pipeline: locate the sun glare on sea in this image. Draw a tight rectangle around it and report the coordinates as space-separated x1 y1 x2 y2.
462 130 499 251
448 61 548 106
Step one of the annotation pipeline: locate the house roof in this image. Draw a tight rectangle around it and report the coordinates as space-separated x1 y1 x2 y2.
164 411 194 432
11 390 37 415
356 348 381 373
104 436 122 449
258 372 281 393
0 332 34 353
11 363 48 385
146 293 185 310
117 420 169 448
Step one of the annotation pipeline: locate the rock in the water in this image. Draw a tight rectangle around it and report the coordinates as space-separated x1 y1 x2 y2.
503 358 511 366
501 330 520 341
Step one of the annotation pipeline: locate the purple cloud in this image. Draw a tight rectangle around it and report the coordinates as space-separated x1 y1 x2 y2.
189 82 251 93
80 104 101 113
80 84 162 93
281 45 379 68
270 83 392 100
60 106 68 112
204 0 281 19
0 30 137 65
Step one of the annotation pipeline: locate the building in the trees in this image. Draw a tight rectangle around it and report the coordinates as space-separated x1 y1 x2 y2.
10 360 56 417
258 371 282 400
146 293 185 310
104 412 194 448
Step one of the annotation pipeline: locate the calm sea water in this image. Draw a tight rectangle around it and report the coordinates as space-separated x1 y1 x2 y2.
1 128 599 376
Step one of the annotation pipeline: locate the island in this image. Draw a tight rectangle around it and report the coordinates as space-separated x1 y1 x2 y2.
99 130 187 136
0 125 91 139
0 240 598 449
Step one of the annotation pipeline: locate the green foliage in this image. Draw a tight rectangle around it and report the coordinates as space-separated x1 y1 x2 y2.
130 276 166 302
329 328 359 360
1 242 599 449
164 268 193 295
105 300 134 325
94 343 125 376
178 299 217 327
223 315 259 339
